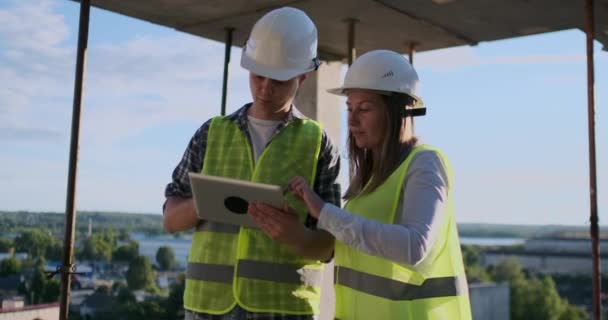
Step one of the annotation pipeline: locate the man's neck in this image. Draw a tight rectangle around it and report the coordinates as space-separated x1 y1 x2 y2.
248 102 291 121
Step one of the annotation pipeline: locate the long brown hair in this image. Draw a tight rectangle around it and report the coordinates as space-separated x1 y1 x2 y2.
343 93 418 200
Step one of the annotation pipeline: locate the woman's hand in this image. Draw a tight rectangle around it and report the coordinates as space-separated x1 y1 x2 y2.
288 176 325 219
247 201 334 260
248 202 307 247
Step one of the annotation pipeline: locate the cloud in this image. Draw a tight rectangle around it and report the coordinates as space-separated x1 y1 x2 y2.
0 0 255 213
0 1 251 147
0 0 73 144
0 126 63 142
78 35 251 146
0 0 69 54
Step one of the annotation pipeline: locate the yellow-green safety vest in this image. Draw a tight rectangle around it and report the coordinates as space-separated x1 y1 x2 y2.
335 145 472 320
184 116 325 315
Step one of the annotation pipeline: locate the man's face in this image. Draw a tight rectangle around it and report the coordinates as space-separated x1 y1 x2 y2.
249 73 305 112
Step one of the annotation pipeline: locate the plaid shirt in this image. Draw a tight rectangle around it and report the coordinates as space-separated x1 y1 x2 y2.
165 103 341 320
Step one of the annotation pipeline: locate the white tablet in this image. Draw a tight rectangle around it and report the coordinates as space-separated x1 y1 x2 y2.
188 172 285 228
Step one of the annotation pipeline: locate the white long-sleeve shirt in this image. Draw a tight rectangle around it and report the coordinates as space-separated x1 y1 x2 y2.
318 150 449 267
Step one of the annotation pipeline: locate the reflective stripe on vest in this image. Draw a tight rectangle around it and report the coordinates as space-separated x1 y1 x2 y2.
336 266 467 301
187 260 322 287
187 262 233 284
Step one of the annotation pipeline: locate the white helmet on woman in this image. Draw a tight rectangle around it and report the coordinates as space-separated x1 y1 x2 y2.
328 50 425 115
241 7 320 81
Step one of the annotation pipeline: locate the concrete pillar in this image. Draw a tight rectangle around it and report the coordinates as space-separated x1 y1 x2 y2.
294 60 343 320
295 61 343 145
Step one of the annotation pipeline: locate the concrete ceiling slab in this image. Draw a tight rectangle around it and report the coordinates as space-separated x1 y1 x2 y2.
77 0 608 61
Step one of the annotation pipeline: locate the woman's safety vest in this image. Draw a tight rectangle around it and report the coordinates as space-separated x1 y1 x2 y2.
334 145 472 320
184 116 324 315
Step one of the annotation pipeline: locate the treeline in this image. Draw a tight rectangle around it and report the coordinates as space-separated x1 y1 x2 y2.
462 245 589 320
2 210 602 239
0 210 167 237
458 223 604 239
1 230 182 320
0 228 177 267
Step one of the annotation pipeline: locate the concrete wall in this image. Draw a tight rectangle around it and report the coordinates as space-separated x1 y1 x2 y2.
0 303 59 320
524 239 608 254
294 60 343 146
469 282 510 320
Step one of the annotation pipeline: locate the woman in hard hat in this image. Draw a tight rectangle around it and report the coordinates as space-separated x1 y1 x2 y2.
251 50 472 319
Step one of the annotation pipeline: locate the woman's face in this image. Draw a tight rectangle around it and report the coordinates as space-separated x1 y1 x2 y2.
346 90 387 151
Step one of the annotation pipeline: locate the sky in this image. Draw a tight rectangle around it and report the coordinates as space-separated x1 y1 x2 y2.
0 0 606 226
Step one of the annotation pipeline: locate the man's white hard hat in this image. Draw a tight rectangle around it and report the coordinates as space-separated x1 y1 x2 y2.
328 50 424 109
241 7 320 81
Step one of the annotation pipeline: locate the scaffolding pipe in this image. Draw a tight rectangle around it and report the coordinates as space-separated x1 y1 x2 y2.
584 0 601 319
59 0 90 319
408 43 416 65
221 28 234 116
347 19 357 66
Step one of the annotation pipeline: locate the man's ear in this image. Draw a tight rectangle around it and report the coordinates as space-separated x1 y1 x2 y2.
297 73 308 85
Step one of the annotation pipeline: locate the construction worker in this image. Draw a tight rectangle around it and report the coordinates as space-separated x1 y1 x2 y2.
163 7 340 320
250 50 472 319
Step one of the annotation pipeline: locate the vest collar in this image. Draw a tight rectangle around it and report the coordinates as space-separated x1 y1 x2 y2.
226 103 308 127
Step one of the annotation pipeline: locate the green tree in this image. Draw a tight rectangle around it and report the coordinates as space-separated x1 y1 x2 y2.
126 255 156 290
165 273 185 320
80 232 116 262
461 245 490 282
0 238 13 253
111 280 128 294
95 284 112 295
156 246 176 271
560 300 587 320
42 278 61 303
121 299 166 320
461 244 480 266
489 257 524 283
46 241 64 261
113 240 139 263
0 256 22 276
17 261 61 305
118 229 131 241
117 286 136 305
28 267 47 304
14 229 57 259
491 259 588 320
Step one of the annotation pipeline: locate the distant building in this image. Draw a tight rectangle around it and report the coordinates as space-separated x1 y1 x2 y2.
0 299 59 320
480 238 608 275
0 253 27 261
524 238 608 254
1 296 23 310
469 282 510 320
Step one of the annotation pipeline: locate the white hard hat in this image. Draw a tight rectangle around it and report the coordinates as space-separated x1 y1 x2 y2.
328 50 424 111
241 7 320 81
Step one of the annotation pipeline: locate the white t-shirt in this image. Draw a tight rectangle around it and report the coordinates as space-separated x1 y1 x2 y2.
318 150 449 267
247 115 281 162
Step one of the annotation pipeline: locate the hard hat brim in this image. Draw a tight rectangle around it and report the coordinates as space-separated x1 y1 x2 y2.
327 86 424 108
241 52 314 81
